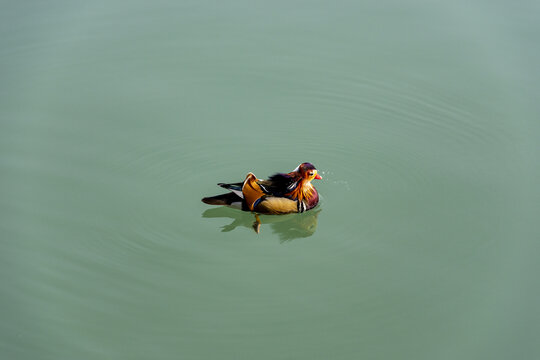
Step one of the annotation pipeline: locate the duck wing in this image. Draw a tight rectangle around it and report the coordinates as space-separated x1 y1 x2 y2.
258 173 300 197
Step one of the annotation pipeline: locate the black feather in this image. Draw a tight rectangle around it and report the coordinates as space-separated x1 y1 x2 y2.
263 173 300 197
201 192 242 205
218 182 243 191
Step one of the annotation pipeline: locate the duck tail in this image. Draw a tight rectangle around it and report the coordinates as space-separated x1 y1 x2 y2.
201 193 241 206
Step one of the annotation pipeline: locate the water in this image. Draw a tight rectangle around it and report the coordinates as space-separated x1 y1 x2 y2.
1 1 539 359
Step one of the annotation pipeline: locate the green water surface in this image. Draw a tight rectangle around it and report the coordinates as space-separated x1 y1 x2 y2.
1 1 539 359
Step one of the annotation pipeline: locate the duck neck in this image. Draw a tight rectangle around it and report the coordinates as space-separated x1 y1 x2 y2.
289 180 314 202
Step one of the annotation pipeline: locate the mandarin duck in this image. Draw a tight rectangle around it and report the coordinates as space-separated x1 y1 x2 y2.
202 162 322 215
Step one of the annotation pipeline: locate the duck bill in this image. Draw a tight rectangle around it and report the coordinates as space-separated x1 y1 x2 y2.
314 172 322 180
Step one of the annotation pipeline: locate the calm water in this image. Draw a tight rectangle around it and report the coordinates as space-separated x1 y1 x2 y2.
1 1 539 359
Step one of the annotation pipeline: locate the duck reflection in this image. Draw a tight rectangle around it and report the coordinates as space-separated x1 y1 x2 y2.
202 207 321 241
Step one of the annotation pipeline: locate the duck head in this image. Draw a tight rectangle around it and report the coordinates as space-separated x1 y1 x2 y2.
292 162 323 182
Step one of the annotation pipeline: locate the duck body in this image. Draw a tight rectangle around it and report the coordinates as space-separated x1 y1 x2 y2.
202 163 322 215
